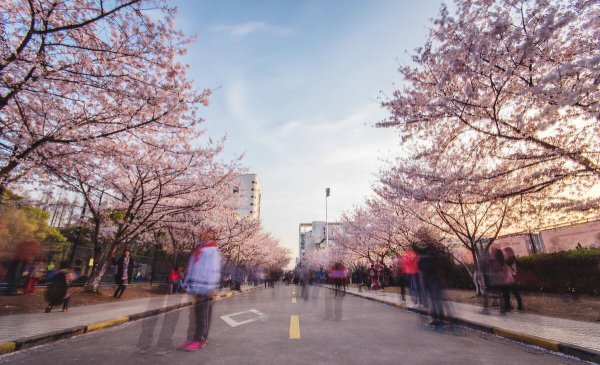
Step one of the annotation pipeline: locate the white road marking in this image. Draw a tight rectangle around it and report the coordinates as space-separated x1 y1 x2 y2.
220 309 267 327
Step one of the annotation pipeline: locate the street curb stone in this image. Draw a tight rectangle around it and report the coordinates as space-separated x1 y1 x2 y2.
0 286 262 357
320 285 599 364
15 327 86 350
86 316 129 333
0 342 15 355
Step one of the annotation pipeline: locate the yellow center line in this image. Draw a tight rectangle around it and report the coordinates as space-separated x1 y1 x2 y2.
289 315 300 339
292 297 297 303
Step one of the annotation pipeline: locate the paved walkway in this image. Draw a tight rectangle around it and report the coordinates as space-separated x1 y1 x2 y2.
331 285 600 353
0 285 256 343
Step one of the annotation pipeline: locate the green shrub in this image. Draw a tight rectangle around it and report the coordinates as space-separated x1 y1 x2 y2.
442 248 600 296
516 248 600 296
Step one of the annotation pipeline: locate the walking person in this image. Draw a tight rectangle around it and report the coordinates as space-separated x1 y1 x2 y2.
401 247 421 305
25 259 46 294
416 242 447 327
44 261 74 313
112 248 134 298
356 266 366 292
394 254 407 301
483 247 512 313
179 230 222 352
502 247 524 312
169 266 183 294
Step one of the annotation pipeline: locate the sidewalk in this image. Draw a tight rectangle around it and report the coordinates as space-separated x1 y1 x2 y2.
0 285 261 356
323 285 600 364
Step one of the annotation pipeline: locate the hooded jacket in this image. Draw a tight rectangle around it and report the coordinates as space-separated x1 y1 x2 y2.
183 241 222 295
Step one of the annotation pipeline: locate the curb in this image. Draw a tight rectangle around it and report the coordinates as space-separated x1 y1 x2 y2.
0 342 15 355
0 286 262 357
320 285 600 364
86 317 129 333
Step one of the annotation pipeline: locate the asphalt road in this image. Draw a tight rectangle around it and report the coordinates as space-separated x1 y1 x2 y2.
0 284 586 365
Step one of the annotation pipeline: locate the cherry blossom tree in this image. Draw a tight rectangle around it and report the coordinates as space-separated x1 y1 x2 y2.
335 204 395 268
0 0 209 191
378 0 600 203
49 139 230 291
377 150 518 294
238 231 291 272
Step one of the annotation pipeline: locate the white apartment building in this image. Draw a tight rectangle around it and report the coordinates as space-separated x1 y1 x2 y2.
235 174 261 219
298 221 341 258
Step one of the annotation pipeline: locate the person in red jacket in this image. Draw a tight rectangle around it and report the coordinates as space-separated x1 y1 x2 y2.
169 266 183 294
401 247 422 305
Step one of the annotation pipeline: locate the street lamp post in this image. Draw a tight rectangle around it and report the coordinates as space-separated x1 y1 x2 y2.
325 188 330 248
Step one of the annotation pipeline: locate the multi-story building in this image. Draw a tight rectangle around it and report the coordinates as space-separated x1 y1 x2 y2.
298 221 341 259
234 174 261 219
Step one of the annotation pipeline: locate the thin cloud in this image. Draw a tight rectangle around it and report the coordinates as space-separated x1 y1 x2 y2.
210 21 293 37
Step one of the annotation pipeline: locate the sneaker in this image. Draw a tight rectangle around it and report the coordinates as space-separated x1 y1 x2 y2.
177 341 193 350
184 341 202 352
198 341 207 348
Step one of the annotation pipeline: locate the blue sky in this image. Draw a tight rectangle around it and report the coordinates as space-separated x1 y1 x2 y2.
171 0 443 259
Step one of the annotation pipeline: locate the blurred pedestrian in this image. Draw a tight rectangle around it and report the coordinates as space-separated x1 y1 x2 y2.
169 266 183 294
44 261 74 313
6 239 42 295
179 231 222 352
394 254 407 301
416 242 448 327
24 259 46 294
401 248 421 305
483 247 512 313
367 264 376 290
112 248 134 298
330 262 347 296
502 247 524 312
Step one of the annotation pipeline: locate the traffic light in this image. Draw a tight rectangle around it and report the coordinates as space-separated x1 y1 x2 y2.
326 188 330 197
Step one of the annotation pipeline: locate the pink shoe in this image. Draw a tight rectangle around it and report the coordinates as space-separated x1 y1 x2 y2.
184 341 201 352
178 340 193 350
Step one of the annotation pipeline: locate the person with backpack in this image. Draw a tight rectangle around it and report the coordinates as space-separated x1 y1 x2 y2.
44 261 74 313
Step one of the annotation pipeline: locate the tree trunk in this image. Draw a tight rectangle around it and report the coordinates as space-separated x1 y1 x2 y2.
471 249 487 296
84 246 113 292
84 258 112 292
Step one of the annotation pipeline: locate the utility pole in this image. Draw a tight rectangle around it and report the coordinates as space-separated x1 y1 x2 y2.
325 188 330 248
